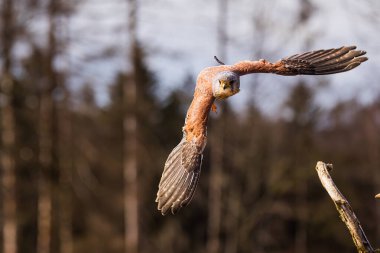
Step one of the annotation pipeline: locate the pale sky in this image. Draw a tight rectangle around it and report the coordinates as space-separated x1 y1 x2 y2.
66 0 380 116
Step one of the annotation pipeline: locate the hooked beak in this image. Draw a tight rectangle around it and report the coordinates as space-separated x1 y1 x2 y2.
220 80 230 90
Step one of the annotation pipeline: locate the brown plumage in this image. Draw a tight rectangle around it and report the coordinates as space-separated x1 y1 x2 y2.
156 46 367 215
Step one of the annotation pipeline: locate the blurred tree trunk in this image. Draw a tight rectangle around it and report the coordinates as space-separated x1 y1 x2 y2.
294 2 315 252
57 14 73 251
37 1 58 252
58 6 73 253
58 88 73 253
37 71 53 253
207 0 228 252
1 1 17 253
124 0 139 252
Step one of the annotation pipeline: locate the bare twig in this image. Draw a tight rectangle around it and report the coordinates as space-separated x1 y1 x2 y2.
315 161 375 253
214 56 225 65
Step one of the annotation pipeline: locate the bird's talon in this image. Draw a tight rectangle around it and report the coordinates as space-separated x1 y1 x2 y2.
211 103 218 113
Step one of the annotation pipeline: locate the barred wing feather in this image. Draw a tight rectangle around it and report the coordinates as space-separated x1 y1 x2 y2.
156 138 202 215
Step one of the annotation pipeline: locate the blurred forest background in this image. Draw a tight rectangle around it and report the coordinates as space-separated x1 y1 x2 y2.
1 0 380 253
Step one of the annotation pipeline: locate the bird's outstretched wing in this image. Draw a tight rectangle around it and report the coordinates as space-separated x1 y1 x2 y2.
276 46 367 75
156 138 202 215
232 46 367 76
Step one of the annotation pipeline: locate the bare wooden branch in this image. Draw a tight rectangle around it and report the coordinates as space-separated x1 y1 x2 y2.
315 161 375 253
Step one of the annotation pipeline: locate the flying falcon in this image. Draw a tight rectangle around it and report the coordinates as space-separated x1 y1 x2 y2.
156 46 367 215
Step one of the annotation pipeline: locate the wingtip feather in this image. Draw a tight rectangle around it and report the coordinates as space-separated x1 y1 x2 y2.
279 45 368 75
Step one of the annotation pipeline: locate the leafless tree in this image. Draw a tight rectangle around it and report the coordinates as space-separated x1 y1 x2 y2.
124 0 139 252
37 0 59 252
207 1 228 253
1 1 18 253
57 6 73 252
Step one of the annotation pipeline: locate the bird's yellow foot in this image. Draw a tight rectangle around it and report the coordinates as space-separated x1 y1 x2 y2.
211 103 217 113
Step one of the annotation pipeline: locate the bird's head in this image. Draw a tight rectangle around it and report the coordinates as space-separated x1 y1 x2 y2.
212 71 240 99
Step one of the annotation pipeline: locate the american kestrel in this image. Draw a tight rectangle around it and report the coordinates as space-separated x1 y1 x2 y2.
156 46 367 215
